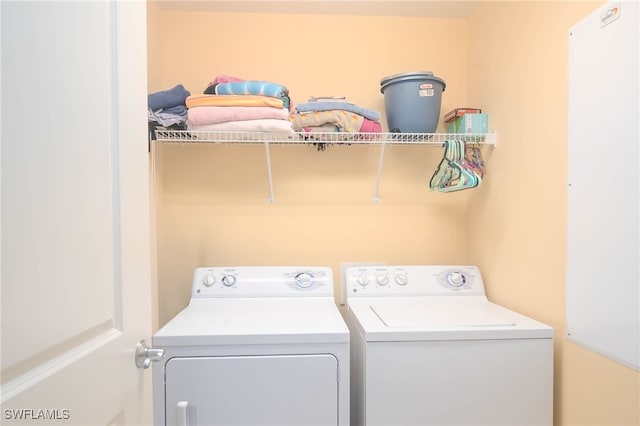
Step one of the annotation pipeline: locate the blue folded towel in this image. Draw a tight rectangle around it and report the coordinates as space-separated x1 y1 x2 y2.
295 101 381 121
214 81 290 109
160 105 187 116
148 84 191 110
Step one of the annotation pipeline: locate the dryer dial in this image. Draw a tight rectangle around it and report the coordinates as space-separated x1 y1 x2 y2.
202 275 216 287
221 274 236 287
446 271 466 287
294 272 314 288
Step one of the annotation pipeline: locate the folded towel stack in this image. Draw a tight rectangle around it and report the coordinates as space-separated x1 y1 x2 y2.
289 96 382 149
185 75 294 134
148 84 191 142
291 96 382 134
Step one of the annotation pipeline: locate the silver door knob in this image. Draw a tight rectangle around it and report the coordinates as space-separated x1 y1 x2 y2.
135 339 164 369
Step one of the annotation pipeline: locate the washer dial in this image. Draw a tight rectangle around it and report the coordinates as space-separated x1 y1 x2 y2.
442 270 467 288
376 274 389 286
394 274 409 286
357 274 370 287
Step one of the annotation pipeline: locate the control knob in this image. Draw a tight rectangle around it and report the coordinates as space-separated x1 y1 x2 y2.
202 275 216 287
295 272 314 288
376 274 389 286
221 275 236 287
395 274 409 286
447 271 466 287
357 274 370 287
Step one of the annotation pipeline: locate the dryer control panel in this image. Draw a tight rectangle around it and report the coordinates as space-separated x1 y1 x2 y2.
191 266 334 298
346 265 486 297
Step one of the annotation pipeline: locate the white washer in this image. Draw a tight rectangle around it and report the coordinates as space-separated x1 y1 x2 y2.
153 266 349 426
345 265 553 426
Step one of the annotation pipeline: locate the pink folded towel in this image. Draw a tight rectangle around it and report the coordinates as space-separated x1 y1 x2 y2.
187 118 294 133
188 106 290 126
359 118 382 133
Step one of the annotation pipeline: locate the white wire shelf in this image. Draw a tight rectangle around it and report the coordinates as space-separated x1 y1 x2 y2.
153 130 497 145
152 129 496 203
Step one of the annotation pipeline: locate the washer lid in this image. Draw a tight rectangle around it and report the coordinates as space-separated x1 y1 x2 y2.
154 298 350 346
348 297 553 341
371 300 516 327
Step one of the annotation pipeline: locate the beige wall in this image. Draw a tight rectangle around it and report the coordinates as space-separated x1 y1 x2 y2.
148 1 639 425
467 1 639 425
148 4 474 323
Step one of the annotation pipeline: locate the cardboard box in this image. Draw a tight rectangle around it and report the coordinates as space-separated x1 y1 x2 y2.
446 113 488 133
444 107 482 123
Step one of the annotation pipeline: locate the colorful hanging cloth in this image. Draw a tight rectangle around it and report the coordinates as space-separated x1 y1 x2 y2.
430 140 485 192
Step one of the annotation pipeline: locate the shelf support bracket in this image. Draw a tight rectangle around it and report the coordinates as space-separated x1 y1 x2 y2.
373 142 386 203
264 142 275 203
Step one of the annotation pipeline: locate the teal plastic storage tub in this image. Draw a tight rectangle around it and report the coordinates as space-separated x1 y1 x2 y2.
380 71 446 133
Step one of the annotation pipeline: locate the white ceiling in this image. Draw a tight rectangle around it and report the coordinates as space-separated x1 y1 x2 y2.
155 1 481 18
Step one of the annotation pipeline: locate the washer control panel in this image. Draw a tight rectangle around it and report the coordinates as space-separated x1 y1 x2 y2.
346 265 485 296
192 266 334 298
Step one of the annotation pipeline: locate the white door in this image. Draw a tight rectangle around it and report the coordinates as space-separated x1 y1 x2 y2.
1 1 152 425
164 355 339 426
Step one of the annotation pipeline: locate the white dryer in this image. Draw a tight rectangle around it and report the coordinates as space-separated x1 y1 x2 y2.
345 265 553 426
152 266 349 426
